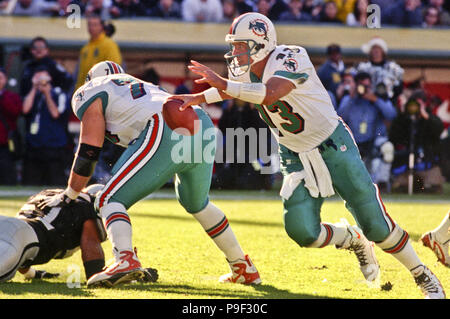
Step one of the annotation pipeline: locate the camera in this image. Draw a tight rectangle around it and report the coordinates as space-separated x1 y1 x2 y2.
356 84 367 96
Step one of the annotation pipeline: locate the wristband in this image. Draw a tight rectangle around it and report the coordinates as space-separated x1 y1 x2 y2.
65 186 80 200
203 87 223 104
225 80 266 105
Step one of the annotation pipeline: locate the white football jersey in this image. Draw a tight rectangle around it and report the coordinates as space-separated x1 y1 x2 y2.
72 74 169 148
231 45 339 153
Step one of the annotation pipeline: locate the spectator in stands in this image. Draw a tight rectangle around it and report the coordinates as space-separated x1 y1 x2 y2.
85 0 111 20
316 1 342 23
346 0 369 26
69 0 89 15
20 37 73 98
317 44 344 98
235 0 254 15
329 0 357 23
278 0 313 22
432 95 450 182
221 0 238 22
266 0 289 21
0 68 22 185
22 67 70 186
12 0 58 16
181 0 223 22
422 6 441 27
148 0 181 19
335 67 356 103
213 99 273 190
338 71 397 189
50 0 73 17
382 0 423 27
302 0 323 20
427 0 450 25
255 0 272 18
357 37 404 105
74 15 122 91
390 93 445 193
109 0 149 18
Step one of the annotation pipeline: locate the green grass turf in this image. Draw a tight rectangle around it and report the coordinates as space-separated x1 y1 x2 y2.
0 189 448 299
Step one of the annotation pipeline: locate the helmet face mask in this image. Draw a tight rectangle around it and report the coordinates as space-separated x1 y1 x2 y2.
224 13 277 77
224 40 260 77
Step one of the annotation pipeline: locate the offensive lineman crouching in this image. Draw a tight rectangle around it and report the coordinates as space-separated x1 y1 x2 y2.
0 185 157 285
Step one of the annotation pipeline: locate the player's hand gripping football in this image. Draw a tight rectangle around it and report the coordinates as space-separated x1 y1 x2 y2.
168 60 228 111
167 93 203 111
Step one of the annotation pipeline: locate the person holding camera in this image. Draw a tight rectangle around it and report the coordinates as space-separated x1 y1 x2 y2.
0 67 22 185
357 37 404 105
22 67 70 186
389 94 445 193
337 72 397 190
20 37 73 97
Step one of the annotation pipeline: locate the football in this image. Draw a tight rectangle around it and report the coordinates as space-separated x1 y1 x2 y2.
162 99 199 136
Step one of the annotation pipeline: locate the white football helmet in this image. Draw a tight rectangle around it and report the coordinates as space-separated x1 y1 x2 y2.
224 13 277 77
86 60 124 83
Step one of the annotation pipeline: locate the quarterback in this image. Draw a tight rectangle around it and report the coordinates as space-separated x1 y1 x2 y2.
170 12 445 298
39 61 261 287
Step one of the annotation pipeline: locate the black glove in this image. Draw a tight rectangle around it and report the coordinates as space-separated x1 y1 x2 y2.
34 270 60 279
138 267 158 283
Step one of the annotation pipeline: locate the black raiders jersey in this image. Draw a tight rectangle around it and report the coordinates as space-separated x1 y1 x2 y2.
16 189 99 266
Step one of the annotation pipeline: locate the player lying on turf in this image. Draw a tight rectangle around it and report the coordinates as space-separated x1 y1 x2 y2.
421 210 450 268
38 61 261 288
169 12 446 299
0 185 158 285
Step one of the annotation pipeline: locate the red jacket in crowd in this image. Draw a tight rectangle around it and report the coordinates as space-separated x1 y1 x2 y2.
0 90 22 146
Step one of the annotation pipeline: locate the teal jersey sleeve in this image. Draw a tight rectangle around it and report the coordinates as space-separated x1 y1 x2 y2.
72 80 109 120
268 45 311 86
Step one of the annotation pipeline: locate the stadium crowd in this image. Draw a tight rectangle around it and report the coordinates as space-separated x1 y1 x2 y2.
0 12 449 193
0 0 450 28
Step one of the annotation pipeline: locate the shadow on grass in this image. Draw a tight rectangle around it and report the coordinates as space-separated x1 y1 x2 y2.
100 282 334 299
131 211 284 229
0 281 95 297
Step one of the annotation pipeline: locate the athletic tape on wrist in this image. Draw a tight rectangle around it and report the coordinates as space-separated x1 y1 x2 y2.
203 87 223 104
65 186 80 200
225 80 266 104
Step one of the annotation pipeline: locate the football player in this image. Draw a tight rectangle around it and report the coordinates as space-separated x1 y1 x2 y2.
0 184 158 285
170 12 445 298
39 61 261 287
421 211 450 268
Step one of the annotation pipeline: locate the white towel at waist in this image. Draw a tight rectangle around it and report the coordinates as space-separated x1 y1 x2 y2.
279 147 335 200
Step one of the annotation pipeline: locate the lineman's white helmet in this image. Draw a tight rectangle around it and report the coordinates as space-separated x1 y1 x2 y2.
86 60 124 83
225 13 277 77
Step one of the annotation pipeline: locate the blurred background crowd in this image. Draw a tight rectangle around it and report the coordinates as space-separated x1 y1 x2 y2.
0 7 449 194
1 0 450 28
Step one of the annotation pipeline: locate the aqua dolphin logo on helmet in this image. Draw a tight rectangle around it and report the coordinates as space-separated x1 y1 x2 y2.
248 19 269 41
225 13 277 77
86 61 124 83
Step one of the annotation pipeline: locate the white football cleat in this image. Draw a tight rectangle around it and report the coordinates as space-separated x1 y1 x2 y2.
219 255 262 285
337 220 380 283
87 249 144 288
412 265 446 299
421 232 450 268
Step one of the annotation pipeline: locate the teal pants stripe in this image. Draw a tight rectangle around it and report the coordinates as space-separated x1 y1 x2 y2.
281 120 394 246
96 108 216 214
